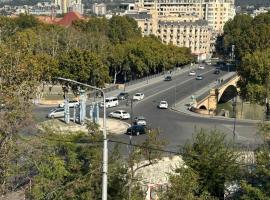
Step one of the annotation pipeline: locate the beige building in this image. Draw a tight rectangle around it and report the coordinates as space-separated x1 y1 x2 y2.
92 3 106 16
134 0 235 33
127 9 212 60
52 0 83 14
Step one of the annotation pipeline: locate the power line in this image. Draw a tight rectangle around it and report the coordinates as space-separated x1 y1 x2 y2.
24 133 181 155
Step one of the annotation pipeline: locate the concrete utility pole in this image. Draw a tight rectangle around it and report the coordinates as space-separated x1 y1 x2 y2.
57 77 108 200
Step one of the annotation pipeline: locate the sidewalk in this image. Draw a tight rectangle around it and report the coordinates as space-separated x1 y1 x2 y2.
170 72 258 123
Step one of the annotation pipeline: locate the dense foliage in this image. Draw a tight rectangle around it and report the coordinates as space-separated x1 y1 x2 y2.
0 14 193 88
220 12 270 103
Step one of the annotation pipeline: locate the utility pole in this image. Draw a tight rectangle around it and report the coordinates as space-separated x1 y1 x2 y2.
57 77 108 200
232 96 237 143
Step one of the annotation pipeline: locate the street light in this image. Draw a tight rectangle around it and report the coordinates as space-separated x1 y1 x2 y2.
57 77 108 200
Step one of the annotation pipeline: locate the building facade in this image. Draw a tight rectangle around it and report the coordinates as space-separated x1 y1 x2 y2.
134 0 235 33
52 0 83 14
124 0 235 60
92 3 106 16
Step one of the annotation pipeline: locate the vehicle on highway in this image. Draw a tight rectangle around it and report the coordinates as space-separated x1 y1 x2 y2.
196 75 204 80
133 116 147 126
164 75 172 81
214 69 220 74
189 71 196 76
158 101 168 109
117 92 129 100
47 108 65 118
126 125 147 136
59 100 79 108
133 93 144 101
198 65 205 70
100 97 119 108
109 110 130 119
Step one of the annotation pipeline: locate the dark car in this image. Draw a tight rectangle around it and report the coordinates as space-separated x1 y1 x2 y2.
117 92 129 100
164 76 172 81
126 125 148 136
214 69 220 74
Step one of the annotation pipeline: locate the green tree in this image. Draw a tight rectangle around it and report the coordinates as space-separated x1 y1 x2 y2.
108 16 141 44
181 130 241 199
238 48 270 103
58 48 110 87
238 123 270 200
161 167 216 200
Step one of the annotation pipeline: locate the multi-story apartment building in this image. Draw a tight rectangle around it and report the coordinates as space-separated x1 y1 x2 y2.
52 0 84 14
127 9 212 60
135 0 235 33
92 3 106 16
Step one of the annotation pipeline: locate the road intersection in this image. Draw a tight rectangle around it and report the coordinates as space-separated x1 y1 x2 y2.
33 64 260 152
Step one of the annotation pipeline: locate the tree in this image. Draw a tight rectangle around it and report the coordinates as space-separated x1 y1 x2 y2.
239 124 270 200
127 129 167 200
58 48 110 88
161 167 216 200
181 130 241 199
238 48 270 103
108 16 141 44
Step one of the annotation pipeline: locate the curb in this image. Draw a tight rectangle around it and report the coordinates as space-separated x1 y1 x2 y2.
170 106 260 124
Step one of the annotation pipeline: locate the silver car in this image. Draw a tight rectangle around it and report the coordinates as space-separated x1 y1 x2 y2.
109 110 130 119
47 108 65 118
59 100 79 108
133 116 147 126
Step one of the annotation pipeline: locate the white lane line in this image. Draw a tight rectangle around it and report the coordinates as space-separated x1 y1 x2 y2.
137 68 215 104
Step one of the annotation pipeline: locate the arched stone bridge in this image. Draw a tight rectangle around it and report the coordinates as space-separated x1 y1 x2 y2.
194 75 240 115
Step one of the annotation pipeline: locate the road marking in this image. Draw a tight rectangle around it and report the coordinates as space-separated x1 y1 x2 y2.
136 68 215 105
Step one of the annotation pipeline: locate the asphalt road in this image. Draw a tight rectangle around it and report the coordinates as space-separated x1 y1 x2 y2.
108 66 259 152
33 65 260 152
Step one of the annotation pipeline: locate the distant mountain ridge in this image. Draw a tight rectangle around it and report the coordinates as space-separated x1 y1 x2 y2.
236 0 270 7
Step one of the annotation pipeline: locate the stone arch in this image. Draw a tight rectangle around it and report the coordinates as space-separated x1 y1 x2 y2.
218 85 238 103
199 105 207 110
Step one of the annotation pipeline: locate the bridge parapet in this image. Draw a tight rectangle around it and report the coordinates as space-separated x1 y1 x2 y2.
194 74 240 115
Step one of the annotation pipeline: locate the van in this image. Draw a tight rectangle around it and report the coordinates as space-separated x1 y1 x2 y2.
100 97 119 108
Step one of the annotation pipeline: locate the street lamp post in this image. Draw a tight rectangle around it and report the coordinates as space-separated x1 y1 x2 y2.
57 77 108 200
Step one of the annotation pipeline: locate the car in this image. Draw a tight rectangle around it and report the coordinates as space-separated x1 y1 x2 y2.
158 101 168 109
126 125 148 136
133 116 147 126
133 93 144 101
59 100 79 108
196 75 204 80
189 71 196 76
164 76 172 81
198 65 205 70
214 69 220 74
117 92 129 100
109 110 130 119
100 97 119 108
47 108 65 118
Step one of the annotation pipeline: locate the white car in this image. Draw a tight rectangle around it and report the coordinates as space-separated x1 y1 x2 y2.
198 65 205 70
109 110 130 119
158 101 168 109
59 100 79 108
133 93 144 101
134 116 147 126
47 108 65 118
189 71 196 76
